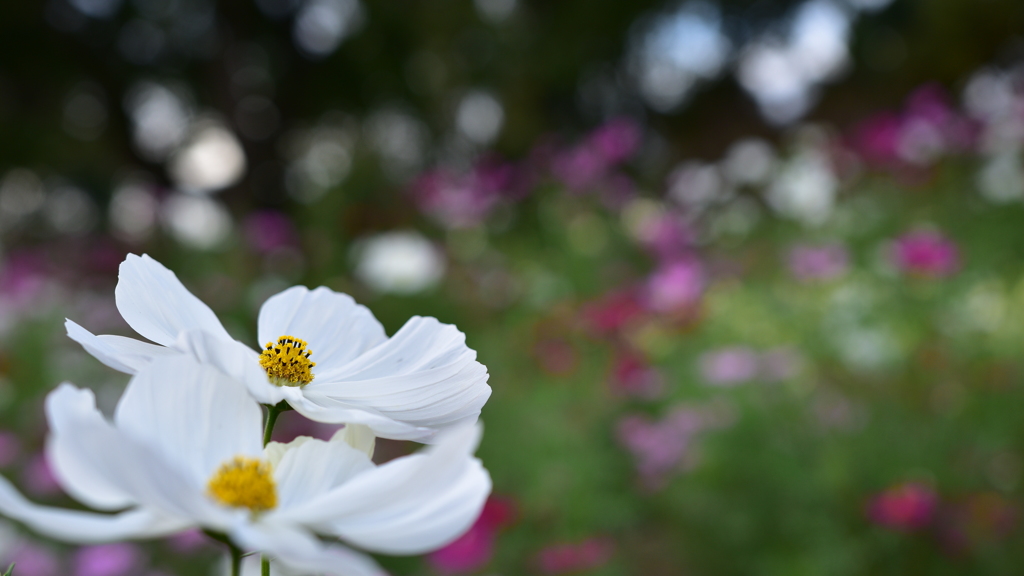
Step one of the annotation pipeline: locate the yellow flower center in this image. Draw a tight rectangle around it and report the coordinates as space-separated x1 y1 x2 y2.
207 456 277 513
259 335 316 387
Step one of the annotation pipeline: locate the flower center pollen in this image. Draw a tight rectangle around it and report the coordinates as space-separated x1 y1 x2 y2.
207 456 277 513
259 335 316 387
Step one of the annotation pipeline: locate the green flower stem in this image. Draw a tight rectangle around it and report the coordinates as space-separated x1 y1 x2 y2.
263 401 291 447
203 530 242 576
260 401 292 575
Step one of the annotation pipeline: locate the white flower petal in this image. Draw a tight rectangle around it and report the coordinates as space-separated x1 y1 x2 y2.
257 286 387 375
288 391 431 440
0 476 190 543
309 317 491 438
45 384 136 510
65 319 179 374
114 356 264 487
336 424 375 459
270 431 374 514
44 383 220 524
275 424 490 554
231 523 387 576
173 330 286 406
115 253 232 346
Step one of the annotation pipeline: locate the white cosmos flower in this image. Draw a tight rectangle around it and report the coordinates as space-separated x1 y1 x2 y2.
0 357 491 576
66 253 491 442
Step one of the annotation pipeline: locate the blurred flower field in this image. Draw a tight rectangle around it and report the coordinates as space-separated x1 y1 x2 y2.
4 0 1024 574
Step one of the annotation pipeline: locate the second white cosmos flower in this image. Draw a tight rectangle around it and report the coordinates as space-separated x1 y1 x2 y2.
67 253 492 441
0 356 491 576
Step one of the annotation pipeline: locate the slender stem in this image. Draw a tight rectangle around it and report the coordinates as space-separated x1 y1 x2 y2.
230 544 243 576
263 404 283 447
262 555 271 576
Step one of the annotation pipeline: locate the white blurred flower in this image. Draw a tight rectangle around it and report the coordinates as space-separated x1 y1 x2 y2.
0 357 490 575
161 193 233 250
455 91 504 146
168 122 247 194
124 82 192 162
354 231 446 295
764 148 837 226
978 149 1024 203
66 253 487 441
293 0 363 58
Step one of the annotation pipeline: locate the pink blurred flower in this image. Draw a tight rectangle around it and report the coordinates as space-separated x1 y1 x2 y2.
610 351 664 399
644 258 705 313
617 407 709 489
892 230 960 278
699 347 760 386
581 290 645 336
852 85 979 169
535 538 615 575
165 528 209 554
72 543 144 576
853 113 903 166
867 482 938 531
22 453 61 497
636 213 695 262
551 118 641 193
412 159 515 229
7 543 61 576
243 211 298 254
587 118 641 165
427 496 516 575
787 243 849 282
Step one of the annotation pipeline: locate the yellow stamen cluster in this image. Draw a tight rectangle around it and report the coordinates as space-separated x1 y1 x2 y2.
207 457 277 513
259 335 316 387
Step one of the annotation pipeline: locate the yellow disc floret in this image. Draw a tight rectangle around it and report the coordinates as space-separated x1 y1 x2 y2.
207 456 277 513
259 335 316 387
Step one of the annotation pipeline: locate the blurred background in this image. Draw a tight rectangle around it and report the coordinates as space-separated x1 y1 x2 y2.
3 0 1024 574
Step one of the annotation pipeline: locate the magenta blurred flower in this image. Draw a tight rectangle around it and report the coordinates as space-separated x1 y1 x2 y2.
427 496 516 575
644 258 705 313
535 538 615 575
867 482 938 531
7 543 60 576
0 431 21 467
587 118 641 165
617 407 708 489
22 453 61 497
892 230 960 278
581 290 645 336
551 145 607 192
165 528 209 554
853 113 903 166
787 243 849 282
242 211 298 254
852 85 978 169
72 543 144 576
636 212 695 262
551 118 641 193
610 351 664 399
412 159 515 229
699 347 759 386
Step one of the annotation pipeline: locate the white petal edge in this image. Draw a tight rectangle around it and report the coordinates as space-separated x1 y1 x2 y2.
115 253 232 347
232 523 387 576
114 356 265 489
65 319 180 374
257 286 387 376
173 330 287 406
273 424 491 554
0 475 191 543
